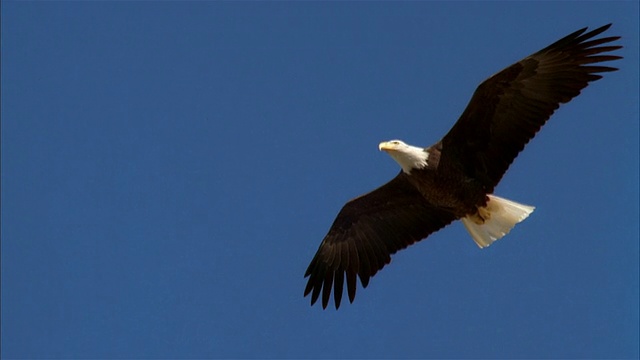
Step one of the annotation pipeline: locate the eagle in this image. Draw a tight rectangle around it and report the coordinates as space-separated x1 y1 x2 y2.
303 24 622 309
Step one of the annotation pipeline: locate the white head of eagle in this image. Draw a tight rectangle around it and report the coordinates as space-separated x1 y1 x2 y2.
379 140 429 174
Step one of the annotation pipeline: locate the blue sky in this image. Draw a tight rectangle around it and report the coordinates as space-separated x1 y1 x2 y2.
2 2 638 359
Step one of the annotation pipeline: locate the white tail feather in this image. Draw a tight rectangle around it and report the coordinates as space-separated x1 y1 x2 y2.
461 195 535 248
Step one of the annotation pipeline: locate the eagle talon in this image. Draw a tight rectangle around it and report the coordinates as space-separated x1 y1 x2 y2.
469 207 491 225
477 206 492 224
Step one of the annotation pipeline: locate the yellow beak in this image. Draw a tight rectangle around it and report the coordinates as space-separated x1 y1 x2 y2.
379 142 394 152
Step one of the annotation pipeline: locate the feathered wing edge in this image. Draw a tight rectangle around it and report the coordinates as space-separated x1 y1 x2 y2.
440 24 622 192
304 173 456 309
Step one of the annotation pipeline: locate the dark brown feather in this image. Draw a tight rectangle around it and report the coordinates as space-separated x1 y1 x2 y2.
304 173 456 309
441 24 621 191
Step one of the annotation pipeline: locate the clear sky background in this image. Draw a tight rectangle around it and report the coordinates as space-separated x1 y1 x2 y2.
2 2 638 359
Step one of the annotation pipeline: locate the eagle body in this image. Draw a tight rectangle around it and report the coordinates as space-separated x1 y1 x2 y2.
304 24 622 309
405 143 489 217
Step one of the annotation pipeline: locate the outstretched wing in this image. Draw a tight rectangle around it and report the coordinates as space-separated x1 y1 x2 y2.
441 24 622 192
304 172 456 309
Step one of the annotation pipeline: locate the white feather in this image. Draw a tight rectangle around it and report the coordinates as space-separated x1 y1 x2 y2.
461 195 535 248
379 140 429 174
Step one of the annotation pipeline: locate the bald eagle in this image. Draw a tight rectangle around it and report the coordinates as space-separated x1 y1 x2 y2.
303 24 622 309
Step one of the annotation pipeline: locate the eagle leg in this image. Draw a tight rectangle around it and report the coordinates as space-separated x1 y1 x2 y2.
469 206 492 225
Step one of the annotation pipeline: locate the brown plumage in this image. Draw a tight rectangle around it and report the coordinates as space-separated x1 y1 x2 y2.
304 24 622 309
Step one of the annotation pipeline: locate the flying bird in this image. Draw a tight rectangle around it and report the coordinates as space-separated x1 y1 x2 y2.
304 24 622 309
